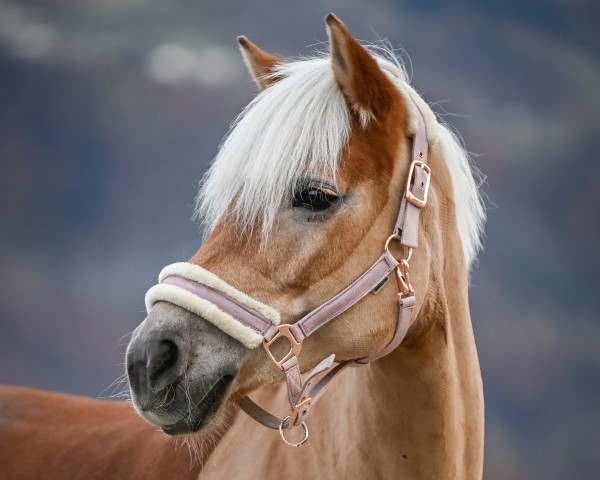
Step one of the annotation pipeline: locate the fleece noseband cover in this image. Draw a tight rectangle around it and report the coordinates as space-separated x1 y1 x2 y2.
145 262 280 349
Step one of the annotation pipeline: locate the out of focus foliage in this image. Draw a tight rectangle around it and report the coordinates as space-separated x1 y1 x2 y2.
0 1 598 478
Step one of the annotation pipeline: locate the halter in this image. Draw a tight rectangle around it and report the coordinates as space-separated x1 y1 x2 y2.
145 102 431 447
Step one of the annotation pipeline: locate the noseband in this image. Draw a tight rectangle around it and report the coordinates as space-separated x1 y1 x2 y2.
145 103 431 447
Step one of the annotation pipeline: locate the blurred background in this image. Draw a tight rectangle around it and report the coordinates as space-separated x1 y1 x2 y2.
0 1 598 478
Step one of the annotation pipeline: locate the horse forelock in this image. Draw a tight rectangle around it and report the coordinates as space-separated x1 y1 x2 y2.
195 57 350 241
194 46 485 269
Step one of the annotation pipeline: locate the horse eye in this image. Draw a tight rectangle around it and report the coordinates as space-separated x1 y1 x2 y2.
292 187 339 212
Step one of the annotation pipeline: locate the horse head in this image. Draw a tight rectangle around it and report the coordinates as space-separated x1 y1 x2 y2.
126 15 484 459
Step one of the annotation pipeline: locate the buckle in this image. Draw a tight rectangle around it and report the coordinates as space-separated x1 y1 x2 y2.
405 160 431 208
395 259 414 298
289 397 312 429
263 325 302 370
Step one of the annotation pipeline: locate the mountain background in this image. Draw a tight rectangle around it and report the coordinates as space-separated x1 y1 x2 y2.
1 1 598 478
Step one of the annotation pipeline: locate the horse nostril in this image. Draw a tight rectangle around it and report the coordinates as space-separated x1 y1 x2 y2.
147 339 181 391
127 335 189 407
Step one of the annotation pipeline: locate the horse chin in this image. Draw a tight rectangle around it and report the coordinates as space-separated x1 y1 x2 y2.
157 375 234 436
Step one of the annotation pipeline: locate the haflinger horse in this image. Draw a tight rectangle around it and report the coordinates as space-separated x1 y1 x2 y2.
127 13 485 480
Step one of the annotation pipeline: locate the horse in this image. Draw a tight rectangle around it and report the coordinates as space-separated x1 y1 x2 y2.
125 12 486 479
0 385 233 479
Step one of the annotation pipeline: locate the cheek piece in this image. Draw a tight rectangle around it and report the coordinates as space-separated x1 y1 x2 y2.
144 100 431 447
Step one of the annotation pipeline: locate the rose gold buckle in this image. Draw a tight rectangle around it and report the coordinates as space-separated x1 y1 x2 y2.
263 325 302 370
405 160 431 208
289 397 312 430
395 259 414 298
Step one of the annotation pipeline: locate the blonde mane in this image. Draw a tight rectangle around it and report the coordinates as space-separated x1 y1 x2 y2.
195 49 485 268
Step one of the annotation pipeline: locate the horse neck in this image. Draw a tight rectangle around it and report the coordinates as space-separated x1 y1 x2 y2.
298 147 484 479
199 146 484 480
250 258 485 479
332 277 484 479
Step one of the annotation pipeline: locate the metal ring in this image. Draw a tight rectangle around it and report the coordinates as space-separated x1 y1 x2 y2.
384 234 412 262
384 234 402 252
278 416 309 447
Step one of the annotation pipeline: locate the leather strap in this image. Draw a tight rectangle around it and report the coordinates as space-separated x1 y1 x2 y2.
238 396 285 430
395 108 430 248
282 356 303 407
287 251 398 342
357 294 415 363
239 354 337 430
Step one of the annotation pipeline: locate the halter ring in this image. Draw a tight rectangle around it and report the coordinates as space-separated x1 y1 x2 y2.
384 234 413 262
384 234 401 252
279 416 309 447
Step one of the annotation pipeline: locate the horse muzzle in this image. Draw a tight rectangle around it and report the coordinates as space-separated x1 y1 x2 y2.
126 302 245 435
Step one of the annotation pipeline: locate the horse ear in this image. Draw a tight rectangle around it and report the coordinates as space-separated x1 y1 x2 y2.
237 36 283 90
325 13 396 122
